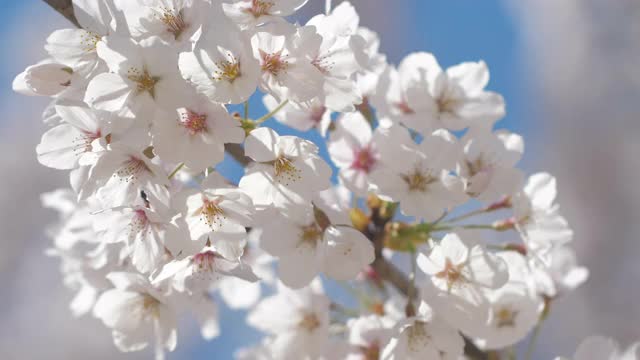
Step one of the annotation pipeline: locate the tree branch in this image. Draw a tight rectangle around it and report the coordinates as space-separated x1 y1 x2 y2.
224 143 251 166
43 0 80 27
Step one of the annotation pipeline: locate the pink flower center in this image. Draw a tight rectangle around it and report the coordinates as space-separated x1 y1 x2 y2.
199 197 226 230
73 129 101 154
178 108 208 135
351 146 377 173
129 209 150 234
394 100 415 115
310 105 326 124
244 0 274 18
115 156 152 182
311 54 334 74
157 7 188 40
260 50 289 76
193 250 217 273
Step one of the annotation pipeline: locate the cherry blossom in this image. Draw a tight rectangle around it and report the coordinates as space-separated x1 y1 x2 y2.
179 16 260 104
239 127 332 209
151 93 245 171
93 272 178 359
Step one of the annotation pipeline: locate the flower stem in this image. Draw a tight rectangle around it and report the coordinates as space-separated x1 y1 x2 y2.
168 162 184 180
243 100 249 121
524 318 543 360
255 99 289 124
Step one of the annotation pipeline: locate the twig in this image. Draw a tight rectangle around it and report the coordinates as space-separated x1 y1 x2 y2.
224 143 251 166
43 0 80 27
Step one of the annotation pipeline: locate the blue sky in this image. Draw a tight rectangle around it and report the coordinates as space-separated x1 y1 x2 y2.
0 1 541 358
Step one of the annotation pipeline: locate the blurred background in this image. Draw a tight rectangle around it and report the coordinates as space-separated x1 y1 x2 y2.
1 0 639 358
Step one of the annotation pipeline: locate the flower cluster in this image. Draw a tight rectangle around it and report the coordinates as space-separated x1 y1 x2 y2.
15 0 626 359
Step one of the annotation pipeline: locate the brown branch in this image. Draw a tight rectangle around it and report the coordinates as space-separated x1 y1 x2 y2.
224 143 251 166
43 0 80 27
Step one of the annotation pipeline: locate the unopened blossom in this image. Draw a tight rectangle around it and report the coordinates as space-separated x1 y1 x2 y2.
13 62 75 97
152 93 245 172
512 173 574 262
223 0 309 29
305 1 363 111
557 336 640 360
251 23 324 103
328 112 382 196
247 279 330 360
181 173 255 260
371 127 467 221
346 315 392 360
179 16 260 104
457 129 524 203
381 304 464 360
239 127 332 209
93 272 178 359
153 246 259 293
86 35 187 118
82 145 170 207
418 231 509 335
263 94 332 136
375 53 505 134
94 205 184 274
117 0 209 44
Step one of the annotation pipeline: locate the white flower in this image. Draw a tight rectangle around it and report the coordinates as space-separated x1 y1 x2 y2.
247 279 330 360
258 205 374 288
13 62 75 97
44 0 117 76
305 1 363 112
346 315 392 360
86 35 187 118
94 205 184 274
117 0 209 43
179 16 260 104
469 252 543 349
381 304 464 360
82 145 170 208
558 336 640 360
93 272 178 359
251 23 324 103
151 93 244 172
371 127 467 221
153 246 259 293
263 94 332 136
418 231 509 335
313 184 352 225
328 112 381 196
36 104 133 170
532 245 589 298
216 228 275 309
513 172 574 262
182 173 254 260
239 127 332 209
457 129 524 203
376 53 505 134
223 0 308 29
